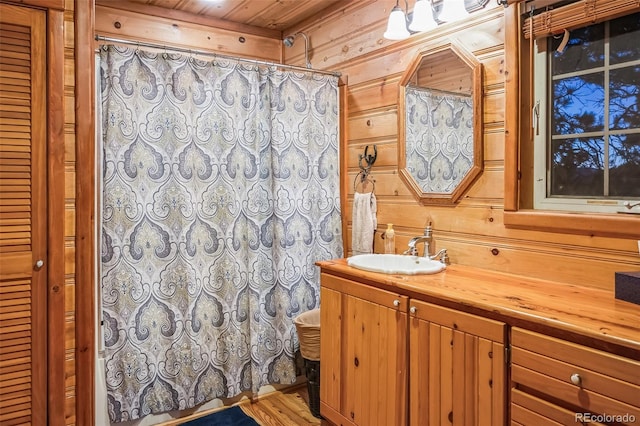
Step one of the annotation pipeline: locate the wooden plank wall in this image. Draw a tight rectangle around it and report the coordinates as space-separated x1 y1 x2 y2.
94 4 282 61
283 0 640 290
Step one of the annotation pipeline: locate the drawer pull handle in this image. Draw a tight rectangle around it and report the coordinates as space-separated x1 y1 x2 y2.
570 373 582 386
393 299 400 307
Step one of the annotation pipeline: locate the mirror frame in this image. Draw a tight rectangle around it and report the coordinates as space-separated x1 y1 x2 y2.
398 41 483 205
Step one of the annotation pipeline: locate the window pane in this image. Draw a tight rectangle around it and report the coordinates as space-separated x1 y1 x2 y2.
609 133 640 197
543 12 640 207
610 12 640 65
609 65 640 131
551 24 604 75
552 75 604 135
550 137 604 196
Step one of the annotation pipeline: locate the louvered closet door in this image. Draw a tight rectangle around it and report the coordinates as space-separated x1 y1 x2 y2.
0 4 47 425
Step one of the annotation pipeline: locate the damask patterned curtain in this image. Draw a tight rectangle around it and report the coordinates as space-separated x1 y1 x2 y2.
98 45 342 422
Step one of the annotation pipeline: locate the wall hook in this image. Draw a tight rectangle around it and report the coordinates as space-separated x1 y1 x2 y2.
359 145 377 175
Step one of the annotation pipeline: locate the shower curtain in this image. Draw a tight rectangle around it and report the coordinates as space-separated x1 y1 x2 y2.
98 45 342 422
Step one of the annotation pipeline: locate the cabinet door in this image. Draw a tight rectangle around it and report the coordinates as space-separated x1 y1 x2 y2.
320 285 343 421
320 273 408 426
409 300 506 426
0 4 48 425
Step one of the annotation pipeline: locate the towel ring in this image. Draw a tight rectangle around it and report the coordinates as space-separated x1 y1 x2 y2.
354 170 375 193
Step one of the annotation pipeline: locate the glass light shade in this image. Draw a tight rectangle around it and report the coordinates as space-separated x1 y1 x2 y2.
438 0 469 22
383 6 410 40
409 0 437 32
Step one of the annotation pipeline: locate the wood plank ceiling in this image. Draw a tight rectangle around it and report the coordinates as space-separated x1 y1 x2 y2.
99 0 345 35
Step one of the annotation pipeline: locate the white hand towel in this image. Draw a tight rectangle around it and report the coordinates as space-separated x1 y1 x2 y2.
352 191 377 255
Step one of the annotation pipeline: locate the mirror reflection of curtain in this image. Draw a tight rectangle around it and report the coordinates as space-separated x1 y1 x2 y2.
405 87 474 193
99 45 342 422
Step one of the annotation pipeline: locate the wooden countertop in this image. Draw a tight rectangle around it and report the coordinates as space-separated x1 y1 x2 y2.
317 258 640 358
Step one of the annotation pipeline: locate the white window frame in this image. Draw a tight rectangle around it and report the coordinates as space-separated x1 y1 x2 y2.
532 19 640 214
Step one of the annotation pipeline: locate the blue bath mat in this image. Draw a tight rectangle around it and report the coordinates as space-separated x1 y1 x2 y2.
180 406 260 426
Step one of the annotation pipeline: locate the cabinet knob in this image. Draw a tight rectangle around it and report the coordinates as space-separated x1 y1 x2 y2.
393 299 400 307
35 260 44 270
570 373 582 386
410 306 417 314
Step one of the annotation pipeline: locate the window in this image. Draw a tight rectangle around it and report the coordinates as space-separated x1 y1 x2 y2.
533 12 640 214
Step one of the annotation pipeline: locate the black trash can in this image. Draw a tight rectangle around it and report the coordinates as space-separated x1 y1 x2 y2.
294 308 321 419
303 359 321 418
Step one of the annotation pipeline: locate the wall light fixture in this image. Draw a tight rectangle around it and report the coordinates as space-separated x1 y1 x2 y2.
408 0 437 32
383 1 411 40
384 0 475 40
438 0 470 22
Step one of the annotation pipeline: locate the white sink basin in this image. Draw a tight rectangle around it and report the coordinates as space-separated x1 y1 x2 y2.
347 254 446 275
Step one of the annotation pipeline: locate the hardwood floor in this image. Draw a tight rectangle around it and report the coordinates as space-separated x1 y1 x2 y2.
241 385 330 426
160 385 331 426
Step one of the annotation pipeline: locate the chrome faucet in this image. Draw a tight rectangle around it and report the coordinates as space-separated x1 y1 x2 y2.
403 223 449 265
404 223 433 257
404 235 430 257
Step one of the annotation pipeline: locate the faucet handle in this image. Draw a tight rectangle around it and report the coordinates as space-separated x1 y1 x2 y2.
403 246 418 256
429 248 449 265
440 250 449 265
435 249 449 265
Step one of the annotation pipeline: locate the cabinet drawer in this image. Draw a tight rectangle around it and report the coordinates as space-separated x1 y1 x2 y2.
321 272 407 310
511 389 605 426
511 328 640 421
410 299 506 343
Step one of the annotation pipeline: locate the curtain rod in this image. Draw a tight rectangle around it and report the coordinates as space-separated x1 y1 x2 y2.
94 35 342 78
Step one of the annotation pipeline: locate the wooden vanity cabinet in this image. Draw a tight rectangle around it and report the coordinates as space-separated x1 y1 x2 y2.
511 328 640 426
320 273 408 426
318 260 640 426
319 271 508 426
409 299 507 426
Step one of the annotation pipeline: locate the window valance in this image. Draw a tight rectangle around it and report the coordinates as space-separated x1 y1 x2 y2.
518 0 640 39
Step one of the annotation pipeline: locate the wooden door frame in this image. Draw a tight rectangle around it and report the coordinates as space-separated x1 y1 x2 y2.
47 7 67 425
75 0 96 425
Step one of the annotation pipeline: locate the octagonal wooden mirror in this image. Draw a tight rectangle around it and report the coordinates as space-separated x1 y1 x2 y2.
398 41 483 205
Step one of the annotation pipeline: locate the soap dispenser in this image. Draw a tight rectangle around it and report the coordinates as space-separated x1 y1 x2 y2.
384 223 395 254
